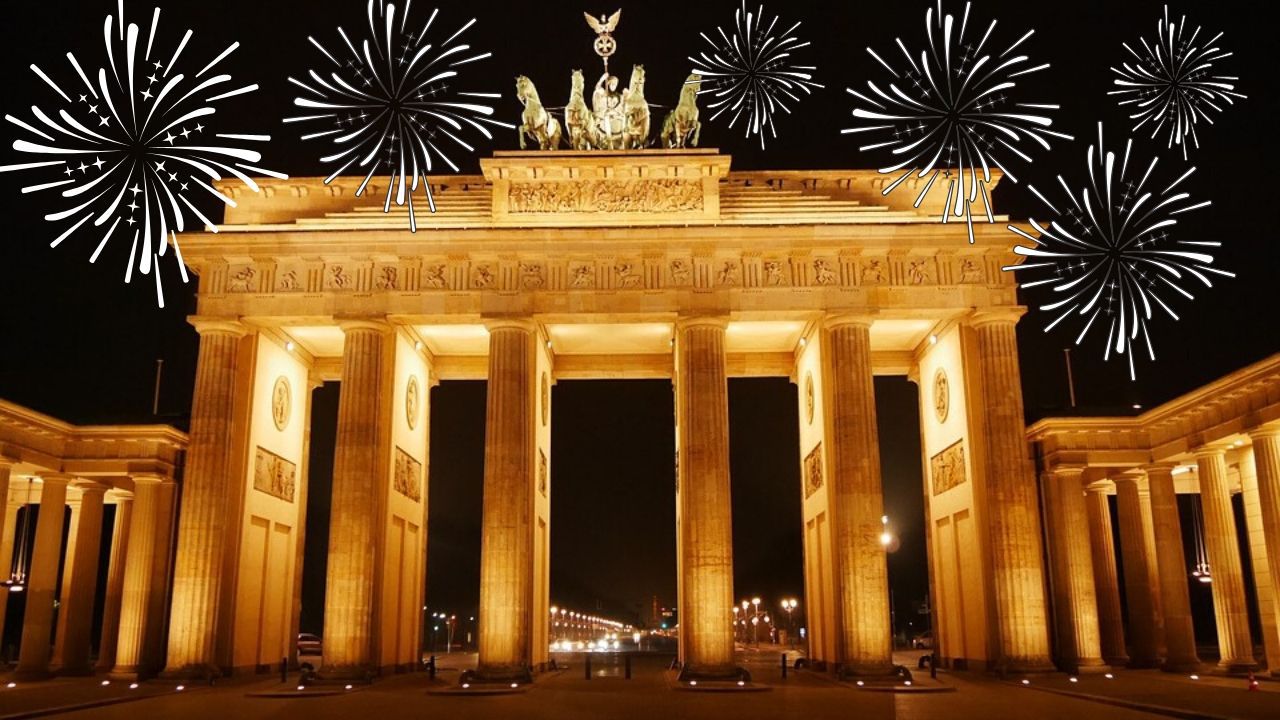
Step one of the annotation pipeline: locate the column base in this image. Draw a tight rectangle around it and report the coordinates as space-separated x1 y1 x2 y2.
1063 658 1109 674
1160 659 1202 674
1102 654 1130 667
12 668 53 681
677 663 750 683
1000 657 1057 674
462 665 534 686
1216 659 1260 675
316 663 379 684
836 660 896 679
55 665 95 677
158 663 225 682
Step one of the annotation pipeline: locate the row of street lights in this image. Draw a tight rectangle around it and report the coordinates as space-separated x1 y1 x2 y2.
549 605 634 645
732 597 800 645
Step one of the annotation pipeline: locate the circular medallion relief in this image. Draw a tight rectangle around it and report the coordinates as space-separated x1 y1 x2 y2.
804 372 815 425
933 368 950 423
271 376 291 431
406 375 420 430
541 372 550 427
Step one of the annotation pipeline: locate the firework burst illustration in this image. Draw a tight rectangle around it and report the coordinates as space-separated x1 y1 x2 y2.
843 0 1071 243
1004 124 1233 380
0 2 283 307
286 0 512 231
689 0 824 149
1110 4 1245 160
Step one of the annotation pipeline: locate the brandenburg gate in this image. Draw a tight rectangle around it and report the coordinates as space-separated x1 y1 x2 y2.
157 149 1052 681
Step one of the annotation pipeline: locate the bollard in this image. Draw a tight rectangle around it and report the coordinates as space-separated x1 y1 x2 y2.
930 653 937 680
781 652 788 679
625 654 632 680
280 657 288 684
429 655 437 680
585 653 592 680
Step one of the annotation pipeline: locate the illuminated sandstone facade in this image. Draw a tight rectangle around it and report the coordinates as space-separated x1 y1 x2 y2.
0 400 185 680
0 150 1057 681
156 149 1050 679
1030 354 1280 675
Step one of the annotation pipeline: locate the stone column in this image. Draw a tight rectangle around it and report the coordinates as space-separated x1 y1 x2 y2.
144 482 177 676
97 493 133 672
969 311 1053 670
50 496 81 668
111 476 164 679
822 317 891 675
1114 476 1161 667
1137 485 1167 659
1144 464 1200 671
55 483 108 675
0 463 14 644
674 317 737 680
1195 448 1257 672
1084 484 1129 666
1239 446 1280 673
1048 468 1106 670
164 319 247 676
1249 426 1280 675
473 321 538 682
322 320 392 678
15 473 70 679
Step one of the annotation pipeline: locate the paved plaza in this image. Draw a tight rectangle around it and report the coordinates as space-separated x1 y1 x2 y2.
3 650 1278 720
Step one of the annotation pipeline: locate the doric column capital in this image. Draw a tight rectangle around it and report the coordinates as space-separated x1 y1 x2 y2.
1247 424 1280 442
966 307 1027 329
71 480 111 495
1141 462 1178 479
1112 470 1146 486
187 316 249 338
38 472 75 487
675 315 729 332
336 316 393 334
1049 464 1087 480
823 313 874 331
106 488 134 503
482 317 537 334
129 473 166 487
1084 480 1112 494
1193 445 1228 460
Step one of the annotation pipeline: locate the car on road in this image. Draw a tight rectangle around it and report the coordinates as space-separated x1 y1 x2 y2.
297 633 322 656
911 631 933 649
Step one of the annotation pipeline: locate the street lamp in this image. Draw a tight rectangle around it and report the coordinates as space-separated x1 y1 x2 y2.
782 598 798 646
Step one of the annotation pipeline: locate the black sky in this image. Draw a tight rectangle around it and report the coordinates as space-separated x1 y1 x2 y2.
1 0 1276 633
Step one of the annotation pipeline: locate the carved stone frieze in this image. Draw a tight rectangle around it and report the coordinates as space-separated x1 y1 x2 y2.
507 179 704 214
422 264 448 289
227 266 257 293
254 447 296 503
930 440 966 496
804 442 823 498
394 446 423 502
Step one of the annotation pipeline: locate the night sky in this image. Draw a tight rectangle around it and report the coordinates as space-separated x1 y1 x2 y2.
0 0 1275 637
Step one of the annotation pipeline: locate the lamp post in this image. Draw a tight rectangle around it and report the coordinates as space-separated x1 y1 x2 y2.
782 599 798 646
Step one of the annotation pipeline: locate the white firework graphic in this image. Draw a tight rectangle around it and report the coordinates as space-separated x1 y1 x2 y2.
0 2 283 307
689 0 823 149
843 0 1071 243
286 0 512 231
1110 4 1245 160
1004 124 1233 380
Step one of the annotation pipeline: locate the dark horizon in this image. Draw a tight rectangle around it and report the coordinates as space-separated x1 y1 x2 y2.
1 0 1275 640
